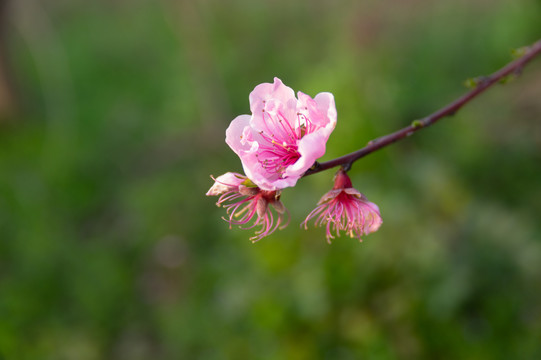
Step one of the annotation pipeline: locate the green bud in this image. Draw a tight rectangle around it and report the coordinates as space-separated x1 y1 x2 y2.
242 178 258 188
511 46 529 59
464 77 479 89
411 120 424 129
499 73 516 85
464 76 490 89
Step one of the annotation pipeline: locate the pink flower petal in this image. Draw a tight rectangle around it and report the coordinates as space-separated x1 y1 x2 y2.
314 92 337 131
302 170 382 242
225 114 252 156
226 78 337 190
206 172 245 196
249 77 296 115
284 131 326 179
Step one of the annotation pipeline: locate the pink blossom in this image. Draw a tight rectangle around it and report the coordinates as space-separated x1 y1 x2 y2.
206 172 246 196
226 77 337 191
206 172 289 242
302 169 382 243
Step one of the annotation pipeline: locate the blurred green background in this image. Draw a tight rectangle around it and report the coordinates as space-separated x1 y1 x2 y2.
1 0 540 359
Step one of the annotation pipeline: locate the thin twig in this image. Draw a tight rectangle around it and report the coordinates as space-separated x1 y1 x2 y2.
303 38 541 177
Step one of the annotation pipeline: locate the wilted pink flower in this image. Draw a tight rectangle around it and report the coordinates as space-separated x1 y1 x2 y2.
206 172 289 242
226 77 337 191
302 169 382 243
206 172 246 197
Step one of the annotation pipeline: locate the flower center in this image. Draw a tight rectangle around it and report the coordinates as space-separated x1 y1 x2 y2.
258 138 300 176
256 110 304 177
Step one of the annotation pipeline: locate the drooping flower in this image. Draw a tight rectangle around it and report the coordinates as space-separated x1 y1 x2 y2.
206 172 246 197
226 77 337 191
302 169 382 243
206 172 289 242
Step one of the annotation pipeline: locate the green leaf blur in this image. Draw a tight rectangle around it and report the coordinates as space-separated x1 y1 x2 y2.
0 0 540 359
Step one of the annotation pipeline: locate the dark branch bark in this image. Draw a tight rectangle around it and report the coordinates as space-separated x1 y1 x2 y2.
303 38 541 177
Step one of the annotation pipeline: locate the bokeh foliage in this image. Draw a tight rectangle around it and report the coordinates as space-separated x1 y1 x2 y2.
0 0 540 359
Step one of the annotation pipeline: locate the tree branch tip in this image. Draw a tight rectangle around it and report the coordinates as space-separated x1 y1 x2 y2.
299 38 541 180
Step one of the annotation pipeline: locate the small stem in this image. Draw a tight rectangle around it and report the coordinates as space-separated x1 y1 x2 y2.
341 162 352 172
303 38 541 177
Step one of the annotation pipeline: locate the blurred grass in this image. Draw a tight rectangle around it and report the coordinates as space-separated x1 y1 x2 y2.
0 0 541 359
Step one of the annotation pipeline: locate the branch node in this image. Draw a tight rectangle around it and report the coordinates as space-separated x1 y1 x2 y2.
301 38 541 179
464 77 478 89
465 76 490 89
367 135 385 146
511 46 530 59
341 162 352 172
411 119 424 129
499 73 516 84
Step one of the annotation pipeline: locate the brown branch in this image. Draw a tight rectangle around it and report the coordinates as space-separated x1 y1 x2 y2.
303 38 541 177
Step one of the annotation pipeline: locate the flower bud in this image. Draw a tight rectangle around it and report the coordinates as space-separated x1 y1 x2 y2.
303 169 382 243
